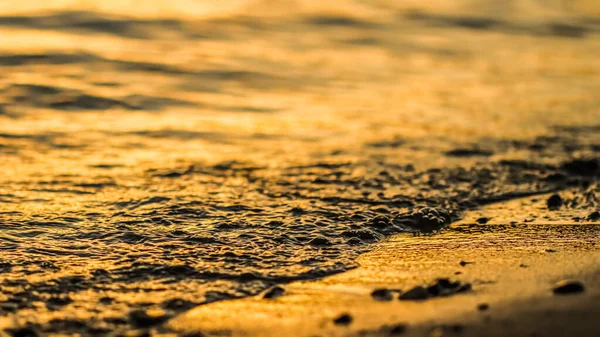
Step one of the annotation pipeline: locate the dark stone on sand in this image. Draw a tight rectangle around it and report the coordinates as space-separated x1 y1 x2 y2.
426 283 441 296
520 264 528 268
333 313 353 325
128 309 169 328
387 323 407 335
435 278 457 290
401 278 471 301
430 278 470 296
547 194 563 210
456 283 472 293
553 280 585 295
6 327 39 337
476 217 490 224
545 249 557 253
459 260 473 266
262 286 285 299
308 236 332 246
587 211 600 221
477 303 489 311
399 286 429 301
371 288 394 301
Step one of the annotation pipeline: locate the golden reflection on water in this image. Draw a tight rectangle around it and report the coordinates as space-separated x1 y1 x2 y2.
0 0 599 335
0 0 249 16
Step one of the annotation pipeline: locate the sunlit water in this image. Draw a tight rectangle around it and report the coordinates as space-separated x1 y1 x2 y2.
0 0 599 334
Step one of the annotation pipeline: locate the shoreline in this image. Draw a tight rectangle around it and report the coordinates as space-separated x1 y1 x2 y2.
1 2 599 335
170 193 600 337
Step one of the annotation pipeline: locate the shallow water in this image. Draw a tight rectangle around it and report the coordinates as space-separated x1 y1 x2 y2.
0 0 599 335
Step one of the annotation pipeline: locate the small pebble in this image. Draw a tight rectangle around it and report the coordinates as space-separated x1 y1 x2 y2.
400 279 471 301
459 261 473 267
475 217 490 224
388 323 408 335
371 288 394 301
477 303 489 311
587 211 600 221
456 283 472 293
427 278 460 296
553 280 585 295
436 278 460 290
546 194 563 210
399 286 429 301
333 313 353 325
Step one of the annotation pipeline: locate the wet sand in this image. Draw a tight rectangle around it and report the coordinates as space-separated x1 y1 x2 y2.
0 0 599 336
170 194 600 337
